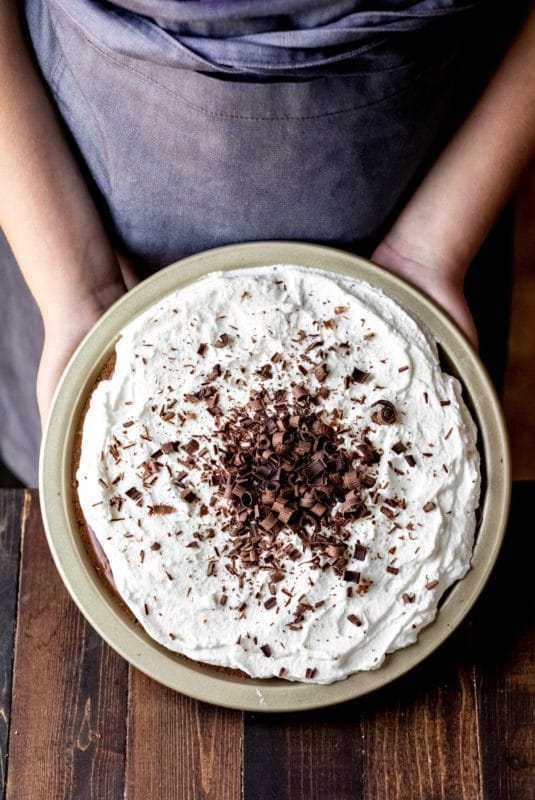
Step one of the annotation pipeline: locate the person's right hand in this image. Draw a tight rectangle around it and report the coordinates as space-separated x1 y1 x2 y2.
36 254 139 429
37 304 106 429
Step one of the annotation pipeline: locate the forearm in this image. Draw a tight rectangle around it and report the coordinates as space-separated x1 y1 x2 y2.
381 4 535 281
0 1 124 327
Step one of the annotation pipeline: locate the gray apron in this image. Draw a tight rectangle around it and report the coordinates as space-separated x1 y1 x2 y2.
0 0 514 484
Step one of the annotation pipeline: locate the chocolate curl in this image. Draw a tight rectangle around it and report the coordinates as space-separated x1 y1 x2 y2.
260 513 278 531
311 419 331 436
299 491 316 509
326 544 346 558
233 486 253 507
342 469 360 490
292 384 308 402
314 363 329 383
272 430 290 449
247 397 264 414
310 502 327 518
371 399 397 425
288 415 302 428
329 455 346 472
271 499 287 515
295 440 312 455
256 464 274 480
322 441 338 457
264 418 278 435
257 434 271 449
261 488 277 504
341 492 365 516
278 506 299 525
304 459 325 481
357 443 376 463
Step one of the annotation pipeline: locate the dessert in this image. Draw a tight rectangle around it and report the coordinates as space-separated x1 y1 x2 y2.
75 265 480 684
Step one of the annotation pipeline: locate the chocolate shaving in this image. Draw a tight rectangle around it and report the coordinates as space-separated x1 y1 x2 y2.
314 364 329 383
182 490 199 504
347 614 362 626
260 644 272 657
354 544 367 561
214 333 230 348
148 504 176 516
423 501 436 512
351 367 370 384
125 486 143 505
391 442 407 454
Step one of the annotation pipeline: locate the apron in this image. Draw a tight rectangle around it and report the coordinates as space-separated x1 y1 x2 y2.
0 0 516 484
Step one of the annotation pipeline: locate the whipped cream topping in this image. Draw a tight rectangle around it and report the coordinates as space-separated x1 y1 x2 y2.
76 266 480 684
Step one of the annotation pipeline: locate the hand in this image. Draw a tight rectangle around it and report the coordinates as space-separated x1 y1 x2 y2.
371 236 478 347
36 258 138 428
37 306 103 429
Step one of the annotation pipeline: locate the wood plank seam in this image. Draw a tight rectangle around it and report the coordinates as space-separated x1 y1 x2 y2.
123 665 132 800
471 659 484 800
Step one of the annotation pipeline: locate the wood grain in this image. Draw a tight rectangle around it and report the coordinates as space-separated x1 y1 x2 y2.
125 668 243 800
244 626 481 800
5 491 129 800
475 482 535 799
244 705 364 800
355 625 482 800
0 490 25 800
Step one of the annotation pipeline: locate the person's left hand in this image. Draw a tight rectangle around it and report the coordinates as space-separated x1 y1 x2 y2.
371 237 478 347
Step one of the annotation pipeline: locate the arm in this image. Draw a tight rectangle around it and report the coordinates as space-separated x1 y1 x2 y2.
0 1 127 425
372 5 535 345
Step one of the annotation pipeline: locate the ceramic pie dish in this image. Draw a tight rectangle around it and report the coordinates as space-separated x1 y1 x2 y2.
39 241 510 712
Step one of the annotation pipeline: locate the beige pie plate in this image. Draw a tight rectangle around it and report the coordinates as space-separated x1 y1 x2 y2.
40 241 510 712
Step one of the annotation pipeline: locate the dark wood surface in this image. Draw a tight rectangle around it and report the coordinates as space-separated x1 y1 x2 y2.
0 486 533 800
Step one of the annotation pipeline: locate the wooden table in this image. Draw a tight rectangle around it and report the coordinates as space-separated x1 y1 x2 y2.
0 486 533 800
